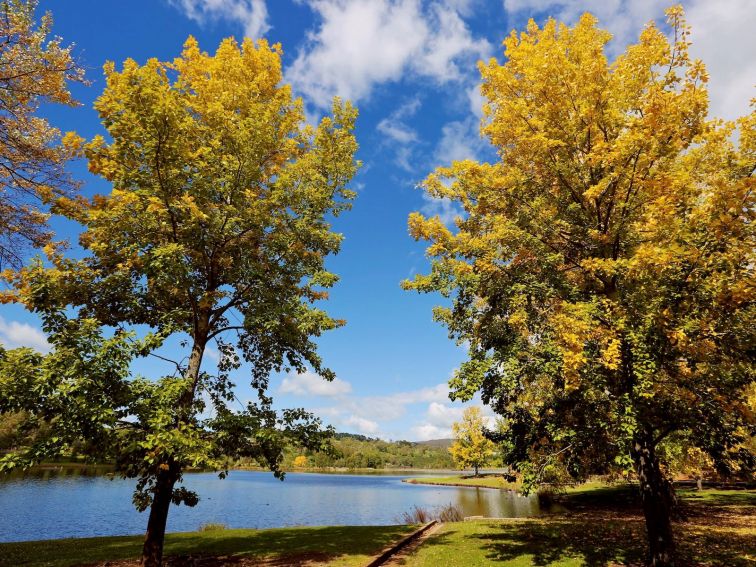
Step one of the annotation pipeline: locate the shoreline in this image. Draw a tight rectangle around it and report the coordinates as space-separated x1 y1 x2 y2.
401 478 516 491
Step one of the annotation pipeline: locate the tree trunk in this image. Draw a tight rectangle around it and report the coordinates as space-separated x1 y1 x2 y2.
474 464 479 476
177 334 207 413
142 319 208 566
633 432 676 567
141 466 178 567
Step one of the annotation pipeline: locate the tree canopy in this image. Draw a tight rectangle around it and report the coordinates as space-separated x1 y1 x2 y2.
0 0 85 268
405 7 754 566
449 406 495 476
1 36 359 566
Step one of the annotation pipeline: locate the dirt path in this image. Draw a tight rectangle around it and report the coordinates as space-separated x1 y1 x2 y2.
378 522 444 566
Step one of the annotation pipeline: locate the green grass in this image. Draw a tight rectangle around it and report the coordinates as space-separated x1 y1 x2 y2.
677 488 756 506
399 519 647 566
403 513 755 567
399 487 756 567
0 525 415 567
404 474 519 490
545 482 641 510
552 483 756 509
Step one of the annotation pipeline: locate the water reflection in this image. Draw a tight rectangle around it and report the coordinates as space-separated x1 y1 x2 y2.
0 469 542 542
453 486 540 517
3 465 114 482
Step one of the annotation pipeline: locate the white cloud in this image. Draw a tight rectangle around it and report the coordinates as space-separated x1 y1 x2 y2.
167 0 270 39
280 369 353 397
467 84 485 119
400 382 451 404
297 380 491 441
0 316 50 353
502 0 668 49
334 382 451 422
378 123 418 146
377 98 421 145
288 0 491 108
411 422 450 441
434 117 488 165
420 193 462 227
411 402 496 440
344 414 381 435
443 0 479 17
377 98 423 171
685 0 756 122
310 382 452 438
500 0 754 122
427 401 464 427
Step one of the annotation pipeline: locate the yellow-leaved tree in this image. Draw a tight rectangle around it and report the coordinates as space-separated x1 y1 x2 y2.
405 7 754 566
0 0 85 268
449 406 495 476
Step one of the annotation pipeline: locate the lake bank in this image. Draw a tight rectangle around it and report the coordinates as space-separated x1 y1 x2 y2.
402 474 519 491
0 470 540 542
0 525 415 567
24 462 466 476
3 488 753 566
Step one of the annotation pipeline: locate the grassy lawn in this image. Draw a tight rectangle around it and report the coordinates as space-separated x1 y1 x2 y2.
0 525 415 567
404 474 519 490
396 519 647 566
395 488 756 566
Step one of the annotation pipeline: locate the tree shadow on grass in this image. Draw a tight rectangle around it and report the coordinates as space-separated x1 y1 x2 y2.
387 531 457 566
675 513 756 567
165 525 412 558
0 525 413 567
552 485 641 512
427 517 756 567
476 519 647 567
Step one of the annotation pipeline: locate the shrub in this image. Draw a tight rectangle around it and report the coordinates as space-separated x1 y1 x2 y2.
198 522 227 532
436 503 464 522
399 505 431 524
398 503 464 524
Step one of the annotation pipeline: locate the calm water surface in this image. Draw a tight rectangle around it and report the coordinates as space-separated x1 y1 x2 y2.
0 469 540 542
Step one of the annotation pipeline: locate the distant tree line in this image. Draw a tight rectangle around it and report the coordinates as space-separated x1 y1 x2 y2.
275 433 455 470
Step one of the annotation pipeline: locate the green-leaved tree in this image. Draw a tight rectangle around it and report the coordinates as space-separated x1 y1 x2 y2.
1 36 359 567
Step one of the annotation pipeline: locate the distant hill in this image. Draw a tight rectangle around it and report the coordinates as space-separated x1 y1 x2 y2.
277 433 456 469
415 438 453 448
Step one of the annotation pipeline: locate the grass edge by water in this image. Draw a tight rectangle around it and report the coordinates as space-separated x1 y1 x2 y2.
0 525 416 567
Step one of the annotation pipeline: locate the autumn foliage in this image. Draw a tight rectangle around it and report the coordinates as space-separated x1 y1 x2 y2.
449 407 495 476
0 0 85 268
406 7 754 566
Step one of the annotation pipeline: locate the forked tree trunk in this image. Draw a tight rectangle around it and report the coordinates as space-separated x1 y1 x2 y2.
633 432 676 567
142 329 207 566
141 466 178 567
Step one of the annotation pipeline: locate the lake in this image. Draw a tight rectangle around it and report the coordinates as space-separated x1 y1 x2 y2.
0 469 541 542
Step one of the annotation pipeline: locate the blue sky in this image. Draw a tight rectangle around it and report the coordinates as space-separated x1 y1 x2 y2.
1 0 753 441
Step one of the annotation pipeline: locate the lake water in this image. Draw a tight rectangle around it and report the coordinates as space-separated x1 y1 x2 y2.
0 469 541 542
